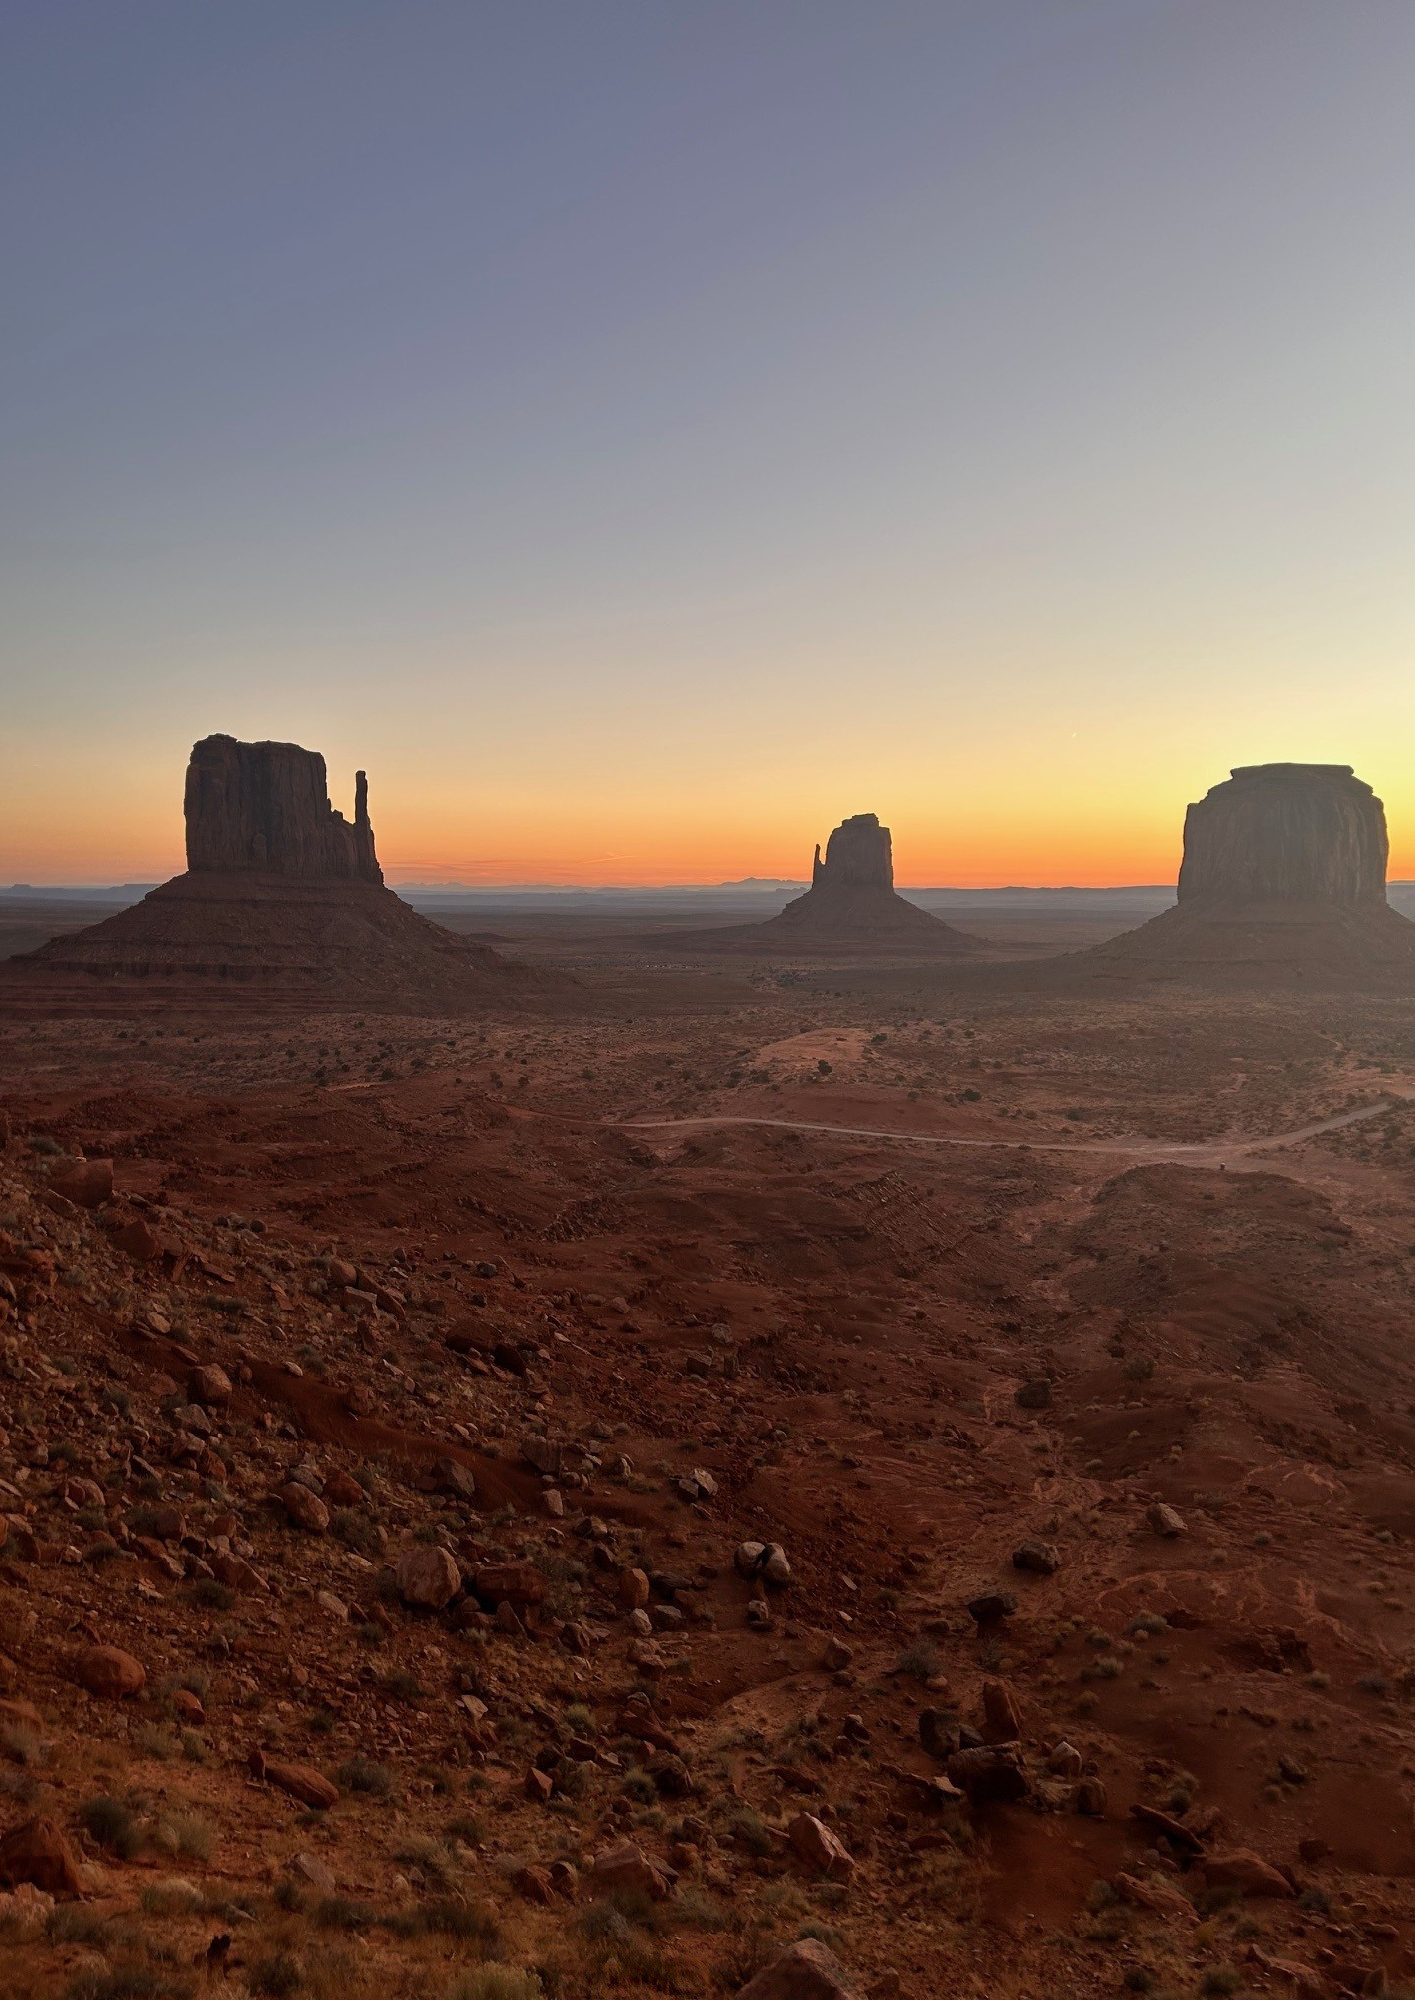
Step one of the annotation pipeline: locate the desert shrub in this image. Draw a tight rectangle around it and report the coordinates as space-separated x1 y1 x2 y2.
894 1639 942 1682
248 1952 303 1998
79 1793 142 1859
314 1896 374 1932
336 1754 392 1796
448 1972 542 2000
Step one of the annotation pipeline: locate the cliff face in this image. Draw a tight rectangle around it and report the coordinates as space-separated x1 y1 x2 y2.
811 813 895 891
1178 764 1388 909
184 735 382 884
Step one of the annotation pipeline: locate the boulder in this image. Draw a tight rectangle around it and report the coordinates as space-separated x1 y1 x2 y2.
187 1364 232 1407
736 1938 861 2000
1202 1849 1295 1898
587 1840 676 1901
787 1812 855 1882
474 1562 545 1608
431 1455 477 1502
278 1483 330 1534
394 1544 461 1610
73 1645 146 1700
946 1745 1028 1805
249 1748 338 1810
49 1160 113 1209
0 1817 85 1899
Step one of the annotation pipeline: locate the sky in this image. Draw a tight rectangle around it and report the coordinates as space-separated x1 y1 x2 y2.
2 1 1413 887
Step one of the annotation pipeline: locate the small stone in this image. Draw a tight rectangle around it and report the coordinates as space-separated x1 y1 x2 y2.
1011 1539 1061 1575
618 1567 651 1610
965 1591 1017 1626
514 1863 554 1902
289 1851 336 1895
1014 1378 1052 1410
525 1766 554 1804
822 1637 853 1672
981 1679 1021 1744
1047 1740 1082 1779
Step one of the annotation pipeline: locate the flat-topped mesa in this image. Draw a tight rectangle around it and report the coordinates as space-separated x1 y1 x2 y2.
1178 763 1388 909
184 735 382 885
811 813 895 892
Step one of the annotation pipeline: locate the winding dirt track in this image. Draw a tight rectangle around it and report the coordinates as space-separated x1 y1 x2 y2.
618 1094 1412 1166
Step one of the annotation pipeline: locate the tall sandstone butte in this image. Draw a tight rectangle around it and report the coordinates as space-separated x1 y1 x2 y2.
7 735 558 1010
1177 764 1388 910
1067 761 1415 986
185 734 383 883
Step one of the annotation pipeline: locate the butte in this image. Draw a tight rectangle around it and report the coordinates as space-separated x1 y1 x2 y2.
3 734 562 1011
1063 762 1415 987
678 813 975 955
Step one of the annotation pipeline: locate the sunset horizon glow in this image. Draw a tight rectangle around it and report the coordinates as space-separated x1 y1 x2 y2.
5 5 1413 892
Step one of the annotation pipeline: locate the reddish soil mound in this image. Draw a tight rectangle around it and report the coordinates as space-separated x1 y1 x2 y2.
1050 896 1415 989
0 871 567 1012
674 813 976 957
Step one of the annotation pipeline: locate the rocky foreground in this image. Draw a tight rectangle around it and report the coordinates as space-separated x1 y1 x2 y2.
1 992 1415 2000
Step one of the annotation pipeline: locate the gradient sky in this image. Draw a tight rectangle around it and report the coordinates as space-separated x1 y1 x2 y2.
3 1 1413 886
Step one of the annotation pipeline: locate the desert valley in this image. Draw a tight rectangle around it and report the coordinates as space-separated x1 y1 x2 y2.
2 742 1415 2000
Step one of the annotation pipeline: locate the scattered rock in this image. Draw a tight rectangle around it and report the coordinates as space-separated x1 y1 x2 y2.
735 1541 791 1587
1147 1503 1187 1539
1011 1538 1061 1575
1014 1379 1052 1410
981 1679 1021 1744
289 1851 336 1895
965 1591 1017 1627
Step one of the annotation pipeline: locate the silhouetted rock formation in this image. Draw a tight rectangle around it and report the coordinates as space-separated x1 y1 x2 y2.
673 814 975 955
1178 764 1388 909
1060 763 1415 988
5 737 564 1012
810 814 895 892
185 735 382 883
